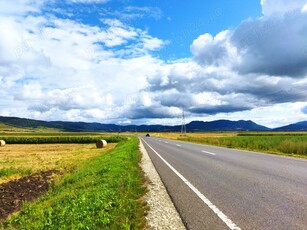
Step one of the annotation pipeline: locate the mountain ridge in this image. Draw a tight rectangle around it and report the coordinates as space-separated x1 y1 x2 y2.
0 116 306 132
273 121 307 131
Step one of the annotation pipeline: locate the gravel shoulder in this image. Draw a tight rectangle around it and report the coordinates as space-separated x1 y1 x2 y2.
139 138 185 230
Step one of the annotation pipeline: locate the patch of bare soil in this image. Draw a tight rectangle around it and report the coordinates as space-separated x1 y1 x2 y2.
0 170 59 222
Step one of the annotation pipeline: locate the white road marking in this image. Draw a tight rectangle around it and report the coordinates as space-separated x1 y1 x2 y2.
176 144 182 147
202 150 216 156
164 141 169 144
142 139 240 230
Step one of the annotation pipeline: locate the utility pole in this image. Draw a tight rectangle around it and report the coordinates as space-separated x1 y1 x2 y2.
181 107 187 135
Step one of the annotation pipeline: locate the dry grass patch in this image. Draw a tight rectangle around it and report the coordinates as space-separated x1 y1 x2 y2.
0 143 116 184
150 132 237 140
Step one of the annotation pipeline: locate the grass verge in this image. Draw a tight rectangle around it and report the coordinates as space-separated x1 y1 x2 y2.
1 137 147 229
150 132 307 158
178 135 307 158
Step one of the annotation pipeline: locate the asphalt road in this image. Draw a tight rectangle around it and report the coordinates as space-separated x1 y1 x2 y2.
140 137 307 230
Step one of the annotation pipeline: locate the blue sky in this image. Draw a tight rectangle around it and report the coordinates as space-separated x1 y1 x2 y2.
146 0 262 59
49 0 262 60
0 0 307 127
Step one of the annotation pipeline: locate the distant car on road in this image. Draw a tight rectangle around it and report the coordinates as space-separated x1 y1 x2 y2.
146 133 150 137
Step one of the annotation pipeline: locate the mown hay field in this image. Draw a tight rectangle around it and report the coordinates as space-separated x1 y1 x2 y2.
0 132 126 183
0 143 116 184
0 133 147 229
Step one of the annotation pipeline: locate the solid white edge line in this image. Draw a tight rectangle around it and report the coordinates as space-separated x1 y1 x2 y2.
202 150 216 156
141 138 241 230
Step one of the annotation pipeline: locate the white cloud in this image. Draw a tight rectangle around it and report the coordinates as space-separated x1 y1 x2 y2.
120 6 162 20
141 37 164 51
68 0 108 4
14 83 43 101
302 4 307 13
101 19 139 47
144 0 307 122
0 1 165 123
232 12 307 77
140 92 152 107
102 6 163 21
261 0 307 16
190 31 239 66
0 0 46 16
190 2 307 78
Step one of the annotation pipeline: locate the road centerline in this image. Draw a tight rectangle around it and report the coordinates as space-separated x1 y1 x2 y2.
142 138 241 230
202 150 217 156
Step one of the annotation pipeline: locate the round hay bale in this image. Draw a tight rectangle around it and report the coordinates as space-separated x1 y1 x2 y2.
0 140 6 147
96 139 107 148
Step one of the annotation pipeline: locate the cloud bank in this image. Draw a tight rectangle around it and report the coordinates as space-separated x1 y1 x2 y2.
142 0 307 124
0 0 306 127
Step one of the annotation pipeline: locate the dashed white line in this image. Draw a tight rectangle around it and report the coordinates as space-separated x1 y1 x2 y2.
176 144 182 147
202 150 216 156
142 139 240 230
164 141 169 144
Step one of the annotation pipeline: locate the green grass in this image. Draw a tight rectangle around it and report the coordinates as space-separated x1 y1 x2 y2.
178 134 307 158
0 168 32 178
1 137 147 229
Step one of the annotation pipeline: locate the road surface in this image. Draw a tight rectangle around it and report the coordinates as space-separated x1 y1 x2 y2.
140 137 307 230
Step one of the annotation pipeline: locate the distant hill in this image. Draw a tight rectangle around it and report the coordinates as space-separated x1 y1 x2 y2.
1 116 306 132
0 122 31 132
273 121 307 131
186 120 270 131
0 116 118 132
0 116 274 132
0 121 60 132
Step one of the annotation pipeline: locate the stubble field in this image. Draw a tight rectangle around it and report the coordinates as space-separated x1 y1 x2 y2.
0 143 115 184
